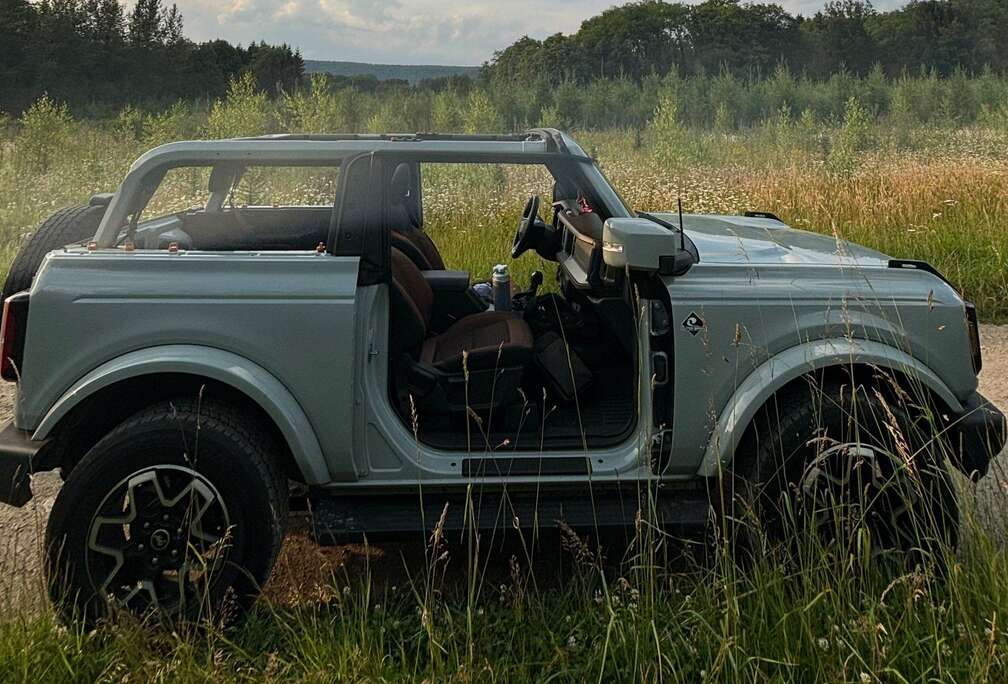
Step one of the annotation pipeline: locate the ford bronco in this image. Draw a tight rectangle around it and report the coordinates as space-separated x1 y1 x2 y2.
0 129 1003 621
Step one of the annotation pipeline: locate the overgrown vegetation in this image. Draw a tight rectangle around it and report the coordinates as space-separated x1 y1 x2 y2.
2 536 1008 681
3 425 1008 681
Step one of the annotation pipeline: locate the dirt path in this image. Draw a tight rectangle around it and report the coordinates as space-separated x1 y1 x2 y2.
2 325 1007 610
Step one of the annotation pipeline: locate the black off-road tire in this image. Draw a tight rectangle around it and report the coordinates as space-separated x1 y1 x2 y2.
45 399 288 625
2 204 105 299
728 376 959 566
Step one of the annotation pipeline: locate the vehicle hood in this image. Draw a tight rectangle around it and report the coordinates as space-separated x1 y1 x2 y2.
651 213 891 267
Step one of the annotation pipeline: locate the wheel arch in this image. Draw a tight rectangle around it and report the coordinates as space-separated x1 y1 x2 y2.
32 345 329 484
696 337 964 477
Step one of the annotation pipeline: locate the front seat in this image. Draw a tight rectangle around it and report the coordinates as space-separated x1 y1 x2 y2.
388 162 447 271
390 248 533 411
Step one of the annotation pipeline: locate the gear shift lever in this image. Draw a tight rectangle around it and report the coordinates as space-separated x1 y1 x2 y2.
512 271 544 312
528 270 544 296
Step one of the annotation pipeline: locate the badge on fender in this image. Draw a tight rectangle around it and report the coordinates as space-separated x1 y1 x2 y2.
682 312 705 336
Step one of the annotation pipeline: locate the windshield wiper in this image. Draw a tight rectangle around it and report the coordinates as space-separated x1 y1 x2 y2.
639 199 689 256
636 211 679 233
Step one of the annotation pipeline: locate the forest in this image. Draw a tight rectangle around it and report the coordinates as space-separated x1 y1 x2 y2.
0 0 305 113
484 0 1008 84
3 0 1008 117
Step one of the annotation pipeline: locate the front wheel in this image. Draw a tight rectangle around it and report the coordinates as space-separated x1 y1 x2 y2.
45 399 288 624
732 376 959 566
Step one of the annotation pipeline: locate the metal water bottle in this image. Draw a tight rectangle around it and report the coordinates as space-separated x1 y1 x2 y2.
492 264 511 311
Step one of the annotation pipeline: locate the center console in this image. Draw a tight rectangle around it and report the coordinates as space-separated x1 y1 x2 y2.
421 270 488 332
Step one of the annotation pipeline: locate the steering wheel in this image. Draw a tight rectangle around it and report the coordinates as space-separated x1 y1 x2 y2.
512 195 541 259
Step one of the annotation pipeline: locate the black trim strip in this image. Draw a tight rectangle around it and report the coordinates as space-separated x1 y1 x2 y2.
887 259 952 286
462 457 591 477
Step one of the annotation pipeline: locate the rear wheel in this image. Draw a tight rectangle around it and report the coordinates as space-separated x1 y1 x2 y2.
45 399 288 624
2 204 105 299
732 376 959 565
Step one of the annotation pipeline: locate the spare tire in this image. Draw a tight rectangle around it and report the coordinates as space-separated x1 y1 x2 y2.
2 204 106 299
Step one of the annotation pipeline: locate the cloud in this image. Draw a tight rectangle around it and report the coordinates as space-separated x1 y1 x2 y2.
164 0 908 65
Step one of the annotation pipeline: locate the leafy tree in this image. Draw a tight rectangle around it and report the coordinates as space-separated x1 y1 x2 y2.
801 0 878 78
462 91 502 133
248 42 305 96
205 73 270 138
432 90 463 131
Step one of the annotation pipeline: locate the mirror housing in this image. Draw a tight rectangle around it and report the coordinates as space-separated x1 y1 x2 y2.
602 218 694 277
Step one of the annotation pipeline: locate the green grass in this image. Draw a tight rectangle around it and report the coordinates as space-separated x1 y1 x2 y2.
3 520 1008 682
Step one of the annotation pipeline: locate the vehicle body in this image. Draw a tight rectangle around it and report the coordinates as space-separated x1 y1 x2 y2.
0 129 1003 617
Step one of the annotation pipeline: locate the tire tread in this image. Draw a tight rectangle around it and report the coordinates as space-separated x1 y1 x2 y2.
3 204 105 299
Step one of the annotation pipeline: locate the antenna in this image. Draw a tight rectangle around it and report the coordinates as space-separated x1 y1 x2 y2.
677 196 686 251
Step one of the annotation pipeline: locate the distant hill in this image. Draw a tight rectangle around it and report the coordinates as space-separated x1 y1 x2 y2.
304 60 480 84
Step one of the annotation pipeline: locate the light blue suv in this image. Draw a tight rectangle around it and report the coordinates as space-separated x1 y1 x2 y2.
0 130 1002 621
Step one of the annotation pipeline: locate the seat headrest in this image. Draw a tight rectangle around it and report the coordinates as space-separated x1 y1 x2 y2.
390 163 413 204
389 162 421 230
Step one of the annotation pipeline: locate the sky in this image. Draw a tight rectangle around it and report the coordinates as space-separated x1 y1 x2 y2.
162 0 907 66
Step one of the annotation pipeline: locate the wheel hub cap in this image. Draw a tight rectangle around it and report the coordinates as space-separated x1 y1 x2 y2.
149 528 171 551
85 465 231 613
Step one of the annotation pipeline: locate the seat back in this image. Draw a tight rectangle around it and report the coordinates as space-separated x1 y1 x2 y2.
391 230 445 271
389 162 421 231
389 248 433 354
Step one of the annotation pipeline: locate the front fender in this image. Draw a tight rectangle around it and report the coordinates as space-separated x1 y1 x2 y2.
32 344 330 484
695 337 964 477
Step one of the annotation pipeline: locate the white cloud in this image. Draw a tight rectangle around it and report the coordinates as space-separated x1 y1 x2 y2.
165 0 907 64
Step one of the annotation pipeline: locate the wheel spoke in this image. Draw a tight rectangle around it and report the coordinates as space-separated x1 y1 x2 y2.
86 465 230 612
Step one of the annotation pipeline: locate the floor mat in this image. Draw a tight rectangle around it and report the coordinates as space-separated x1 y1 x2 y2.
417 363 638 451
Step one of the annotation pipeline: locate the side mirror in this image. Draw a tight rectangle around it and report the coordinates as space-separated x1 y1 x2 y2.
658 250 694 277
602 218 694 277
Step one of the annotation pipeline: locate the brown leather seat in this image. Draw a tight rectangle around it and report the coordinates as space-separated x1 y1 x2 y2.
388 162 448 271
391 229 445 271
421 311 532 372
390 248 533 374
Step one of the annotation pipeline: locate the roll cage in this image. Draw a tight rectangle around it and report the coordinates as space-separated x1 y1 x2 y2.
93 129 623 249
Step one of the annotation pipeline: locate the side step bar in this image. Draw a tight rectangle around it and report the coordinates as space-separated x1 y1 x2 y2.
309 488 711 545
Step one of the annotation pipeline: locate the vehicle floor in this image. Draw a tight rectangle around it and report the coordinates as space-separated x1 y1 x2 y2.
415 362 637 451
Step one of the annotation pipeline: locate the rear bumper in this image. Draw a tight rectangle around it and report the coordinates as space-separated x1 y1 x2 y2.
0 421 48 507
948 392 1007 480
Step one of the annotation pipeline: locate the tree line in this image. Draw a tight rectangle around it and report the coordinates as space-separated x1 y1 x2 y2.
3 0 1006 124
484 0 1008 85
0 0 305 114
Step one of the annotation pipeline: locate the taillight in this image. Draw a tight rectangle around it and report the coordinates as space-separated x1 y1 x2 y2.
0 291 29 382
965 301 982 375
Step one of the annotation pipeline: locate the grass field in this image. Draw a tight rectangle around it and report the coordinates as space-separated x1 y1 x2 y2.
1 95 1008 681
3 497 1008 681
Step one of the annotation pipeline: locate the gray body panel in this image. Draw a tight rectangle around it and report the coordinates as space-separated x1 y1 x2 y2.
18 249 361 481
6 133 982 492
662 260 975 475
662 213 890 266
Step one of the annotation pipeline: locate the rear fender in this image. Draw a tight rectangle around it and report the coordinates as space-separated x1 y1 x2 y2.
32 344 329 484
696 337 964 477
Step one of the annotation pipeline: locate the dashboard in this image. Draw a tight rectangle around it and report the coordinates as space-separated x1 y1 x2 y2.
552 199 614 290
